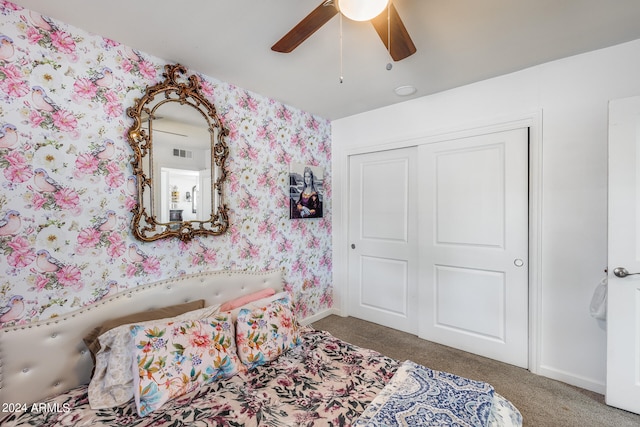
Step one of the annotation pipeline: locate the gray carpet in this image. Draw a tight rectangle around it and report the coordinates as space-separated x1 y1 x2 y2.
311 315 640 427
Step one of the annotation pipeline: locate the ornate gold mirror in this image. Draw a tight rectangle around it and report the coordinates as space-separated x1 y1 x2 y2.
127 64 229 241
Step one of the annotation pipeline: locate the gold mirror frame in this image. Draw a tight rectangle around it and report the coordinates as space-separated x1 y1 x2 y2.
127 64 229 242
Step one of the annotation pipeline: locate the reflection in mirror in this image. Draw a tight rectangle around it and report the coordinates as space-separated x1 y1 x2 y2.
127 64 229 241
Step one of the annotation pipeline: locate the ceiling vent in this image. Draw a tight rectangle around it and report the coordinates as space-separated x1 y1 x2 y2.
173 148 193 159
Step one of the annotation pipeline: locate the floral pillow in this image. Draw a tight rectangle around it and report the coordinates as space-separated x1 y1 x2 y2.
130 313 243 417
236 294 301 369
88 304 221 409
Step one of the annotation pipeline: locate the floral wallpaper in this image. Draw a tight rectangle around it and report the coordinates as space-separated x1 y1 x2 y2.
0 1 332 328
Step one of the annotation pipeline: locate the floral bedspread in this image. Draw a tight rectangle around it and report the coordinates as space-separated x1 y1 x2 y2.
1 328 521 427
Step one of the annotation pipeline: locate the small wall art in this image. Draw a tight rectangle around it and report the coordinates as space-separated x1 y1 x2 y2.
289 162 323 219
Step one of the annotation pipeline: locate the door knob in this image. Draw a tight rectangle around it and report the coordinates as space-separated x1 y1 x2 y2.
351 244 356 249
613 267 640 278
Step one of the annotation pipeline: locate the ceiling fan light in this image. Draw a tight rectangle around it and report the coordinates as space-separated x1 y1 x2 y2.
339 0 389 21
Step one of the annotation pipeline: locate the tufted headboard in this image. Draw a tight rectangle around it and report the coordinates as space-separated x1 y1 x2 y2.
0 269 284 407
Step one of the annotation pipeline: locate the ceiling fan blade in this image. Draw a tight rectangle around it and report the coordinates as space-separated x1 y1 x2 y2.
371 2 416 61
271 1 339 53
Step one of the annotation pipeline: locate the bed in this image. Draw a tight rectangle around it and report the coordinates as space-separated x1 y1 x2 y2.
0 269 522 426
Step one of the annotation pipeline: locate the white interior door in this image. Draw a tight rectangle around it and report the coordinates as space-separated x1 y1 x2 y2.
348 147 418 334
199 168 211 218
607 96 640 414
418 128 529 368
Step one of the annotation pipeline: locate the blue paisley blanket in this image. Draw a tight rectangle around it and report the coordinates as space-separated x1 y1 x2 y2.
355 360 495 427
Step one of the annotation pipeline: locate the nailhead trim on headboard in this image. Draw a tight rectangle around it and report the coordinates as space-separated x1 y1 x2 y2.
0 268 284 407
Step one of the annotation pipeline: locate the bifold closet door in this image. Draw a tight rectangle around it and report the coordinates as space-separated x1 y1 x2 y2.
417 128 529 368
348 147 418 334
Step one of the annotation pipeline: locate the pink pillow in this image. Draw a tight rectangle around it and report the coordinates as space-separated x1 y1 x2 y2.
219 288 275 311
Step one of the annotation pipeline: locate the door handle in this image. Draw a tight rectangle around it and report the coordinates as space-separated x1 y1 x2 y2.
613 267 640 278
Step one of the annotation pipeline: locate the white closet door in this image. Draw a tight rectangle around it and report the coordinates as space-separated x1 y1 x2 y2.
348 147 418 333
418 128 529 368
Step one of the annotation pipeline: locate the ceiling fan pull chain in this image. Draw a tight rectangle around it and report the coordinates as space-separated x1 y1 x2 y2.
387 1 391 57
339 12 344 83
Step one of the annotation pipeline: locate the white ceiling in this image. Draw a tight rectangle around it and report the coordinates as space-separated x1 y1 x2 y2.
11 0 640 120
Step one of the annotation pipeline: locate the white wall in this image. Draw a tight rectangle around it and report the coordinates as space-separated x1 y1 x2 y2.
331 39 640 393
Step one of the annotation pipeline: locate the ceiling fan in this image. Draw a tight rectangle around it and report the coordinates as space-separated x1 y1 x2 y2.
271 0 416 61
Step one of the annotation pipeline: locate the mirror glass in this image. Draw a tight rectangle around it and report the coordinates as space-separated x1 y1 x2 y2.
127 64 229 241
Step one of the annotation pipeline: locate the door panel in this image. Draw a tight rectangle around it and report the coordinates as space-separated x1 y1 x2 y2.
435 265 505 341
418 128 529 368
607 96 640 414
348 147 418 333
360 257 408 315
360 159 409 241
435 145 505 247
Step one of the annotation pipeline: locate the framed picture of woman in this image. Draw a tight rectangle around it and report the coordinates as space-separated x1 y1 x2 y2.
289 163 323 219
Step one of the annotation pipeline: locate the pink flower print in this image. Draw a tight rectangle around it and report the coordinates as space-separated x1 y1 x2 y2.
31 193 47 210
34 275 50 292
53 187 79 210
50 31 76 55
1 63 23 81
7 246 35 268
142 256 160 275
0 75 28 97
124 196 137 211
228 173 240 193
107 236 125 258
75 152 99 175
277 106 292 122
7 235 30 252
202 248 217 264
52 109 77 132
3 149 27 167
257 220 268 235
106 162 120 175
238 91 258 112
320 290 333 308
3 164 32 183
280 237 293 254
105 169 124 188
296 299 308 318
225 120 238 140
103 90 119 104
256 125 268 141
125 263 137 278
306 115 320 131
290 134 301 148
104 101 123 118
319 252 332 270
121 59 134 73
73 78 98 99
199 79 215 97
103 38 118 49
77 227 101 248
28 110 45 128
291 259 308 277
56 265 82 290
229 225 240 245
138 61 156 80
25 26 43 44
189 329 211 348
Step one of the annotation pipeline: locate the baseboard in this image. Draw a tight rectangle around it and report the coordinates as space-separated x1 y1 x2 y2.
299 307 341 326
538 365 606 395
